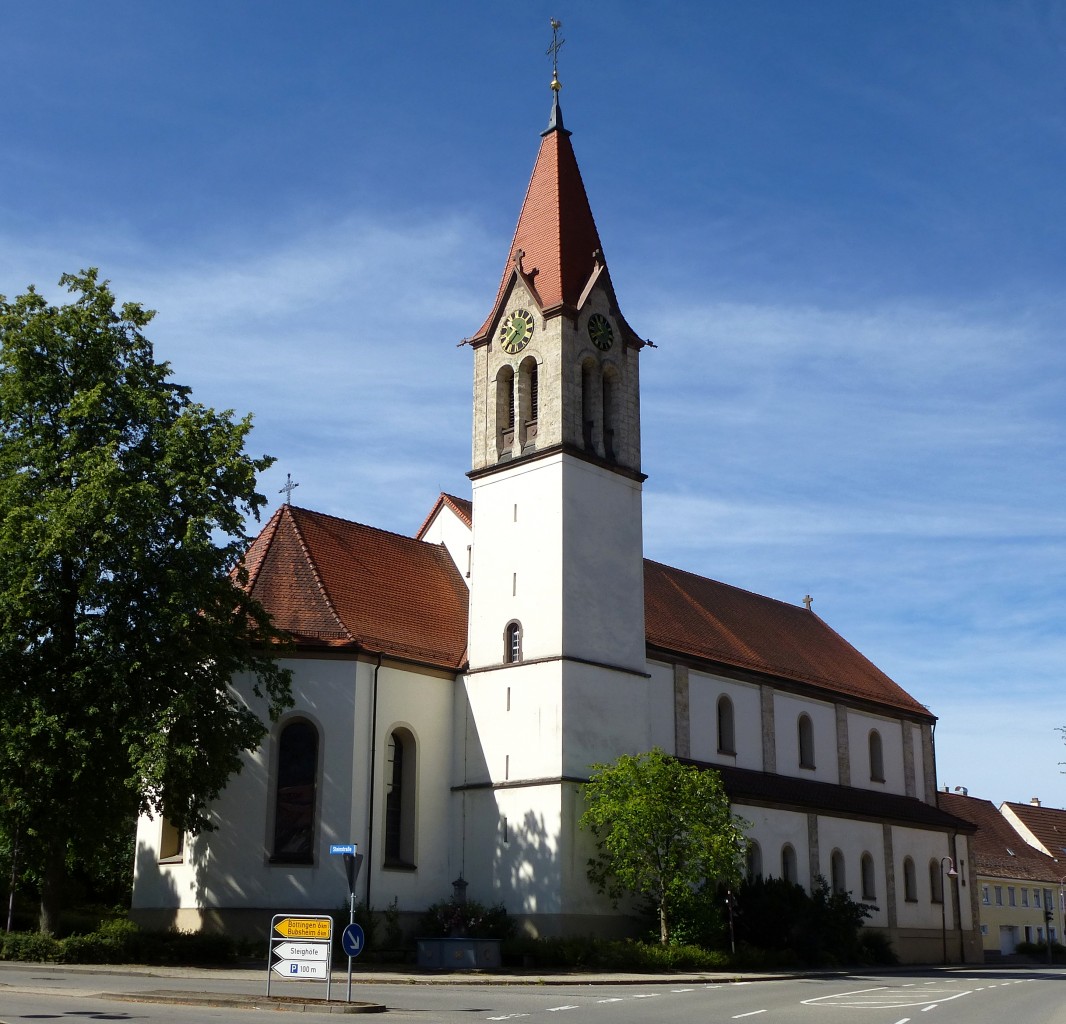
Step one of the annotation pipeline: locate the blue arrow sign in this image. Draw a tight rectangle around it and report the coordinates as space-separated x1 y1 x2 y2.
330 843 357 855
341 922 365 958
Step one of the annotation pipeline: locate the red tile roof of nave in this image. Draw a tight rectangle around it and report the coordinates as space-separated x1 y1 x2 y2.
244 505 469 669
938 792 1061 881
1001 801 1066 863
415 492 473 540
644 559 932 718
472 117 604 341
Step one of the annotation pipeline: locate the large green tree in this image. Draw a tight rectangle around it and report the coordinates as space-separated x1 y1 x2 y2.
579 747 747 945
0 269 292 933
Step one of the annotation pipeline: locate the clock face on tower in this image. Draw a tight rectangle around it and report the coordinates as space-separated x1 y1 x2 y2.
588 312 614 351
499 308 535 354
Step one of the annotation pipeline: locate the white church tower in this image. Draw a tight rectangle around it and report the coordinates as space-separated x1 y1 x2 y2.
457 74 652 932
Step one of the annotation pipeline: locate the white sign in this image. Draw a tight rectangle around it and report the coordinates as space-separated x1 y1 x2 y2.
272 958 328 978
274 941 330 961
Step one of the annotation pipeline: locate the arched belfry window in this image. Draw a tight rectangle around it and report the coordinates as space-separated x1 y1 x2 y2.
869 729 885 782
518 357 539 453
798 713 815 769
504 621 522 664
271 719 318 864
495 365 515 461
929 858 943 903
717 695 736 755
580 358 600 452
384 727 417 868
601 365 619 462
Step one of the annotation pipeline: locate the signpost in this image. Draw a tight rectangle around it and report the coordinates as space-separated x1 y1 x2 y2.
266 915 333 1001
331 842 365 1004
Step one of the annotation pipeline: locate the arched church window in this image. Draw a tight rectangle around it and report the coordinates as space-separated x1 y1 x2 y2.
504 621 522 664
861 851 876 900
798 713 815 769
929 858 943 903
271 719 318 864
830 848 846 894
717 694 736 755
384 727 417 868
746 840 763 881
781 843 798 885
518 357 539 453
495 365 515 461
869 729 885 782
903 856 917 902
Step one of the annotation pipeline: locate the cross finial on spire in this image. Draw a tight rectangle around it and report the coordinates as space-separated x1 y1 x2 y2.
279 473 299 505
803 594 813 610
545 17 562 91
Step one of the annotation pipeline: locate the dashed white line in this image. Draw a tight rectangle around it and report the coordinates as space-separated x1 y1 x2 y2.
892 1018 911 1024
632 993 659 999
546 1006 579 1013
487 1016 529 1021
672 987 694 992
596 998 623 1004
921 1006 937 1013
732 1012 767 1019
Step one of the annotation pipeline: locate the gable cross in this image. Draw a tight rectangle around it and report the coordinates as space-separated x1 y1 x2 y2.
279 473 299 505
547 18 565 88
802 594 813 610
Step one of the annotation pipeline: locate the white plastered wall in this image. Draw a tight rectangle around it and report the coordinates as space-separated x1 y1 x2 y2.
688 670 762 769
773 692 837 783
846 710 906 796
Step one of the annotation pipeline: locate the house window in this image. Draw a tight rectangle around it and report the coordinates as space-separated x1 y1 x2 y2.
746 840 763 880
798 714 815 769
982 884 990 905
159 817 184 863
384 727 416 868
1008 886 1016 907
1022 888 1029 907
831 849 846 894
781 844 798 885
504 621 522 663
903 857 917 902
930 859 943 903
995 886 1003 906
717 695 736 755
581 358 599 451
868 729 885 782
272 719 318 864
1034 889 1041 908
861 852 876 900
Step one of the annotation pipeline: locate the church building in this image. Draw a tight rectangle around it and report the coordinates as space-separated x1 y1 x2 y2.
131 76 978 964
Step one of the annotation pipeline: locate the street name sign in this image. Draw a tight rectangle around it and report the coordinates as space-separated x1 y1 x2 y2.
330 843 357 855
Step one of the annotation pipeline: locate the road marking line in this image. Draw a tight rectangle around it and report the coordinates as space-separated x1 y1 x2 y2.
488 1015 529 1021
632 993 659 998
672 987 694 992
892 1019 911 1024
732 1011 766 1019
802 986 889 1003
547 1006 579 1013
596 998 623 1004
921 1006 936 1012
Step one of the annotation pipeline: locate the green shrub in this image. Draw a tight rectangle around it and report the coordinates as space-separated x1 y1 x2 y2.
418 899 515 942
502 935 729 971
0 931 62 962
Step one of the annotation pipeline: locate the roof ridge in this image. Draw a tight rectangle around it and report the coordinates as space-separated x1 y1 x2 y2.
644 556 808 614
284 506 355 643
286 503 429 546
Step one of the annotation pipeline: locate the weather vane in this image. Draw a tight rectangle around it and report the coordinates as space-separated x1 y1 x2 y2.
279 472 299 505
547 18 565 92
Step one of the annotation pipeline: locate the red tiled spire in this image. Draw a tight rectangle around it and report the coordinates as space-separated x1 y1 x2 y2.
470 95 607 342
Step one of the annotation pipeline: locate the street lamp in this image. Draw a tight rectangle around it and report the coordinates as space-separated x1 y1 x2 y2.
940 857 959 965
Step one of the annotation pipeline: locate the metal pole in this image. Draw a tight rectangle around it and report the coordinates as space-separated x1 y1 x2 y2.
347 889 355 1003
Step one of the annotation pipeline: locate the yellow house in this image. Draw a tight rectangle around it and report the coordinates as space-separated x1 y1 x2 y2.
939 791 1060 958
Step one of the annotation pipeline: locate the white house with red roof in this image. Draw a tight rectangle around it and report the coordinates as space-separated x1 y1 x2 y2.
131 82 977 963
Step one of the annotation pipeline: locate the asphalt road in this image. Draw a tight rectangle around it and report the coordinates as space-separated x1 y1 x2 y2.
1 963 1064 1024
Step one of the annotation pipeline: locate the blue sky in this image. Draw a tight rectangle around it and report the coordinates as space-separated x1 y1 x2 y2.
3 2 1064 808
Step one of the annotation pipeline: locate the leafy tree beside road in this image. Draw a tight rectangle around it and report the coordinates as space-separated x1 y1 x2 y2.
580 747 747 945
0 269 291 934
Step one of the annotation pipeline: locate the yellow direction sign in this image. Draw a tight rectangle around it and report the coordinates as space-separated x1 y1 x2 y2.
273 917 331 939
